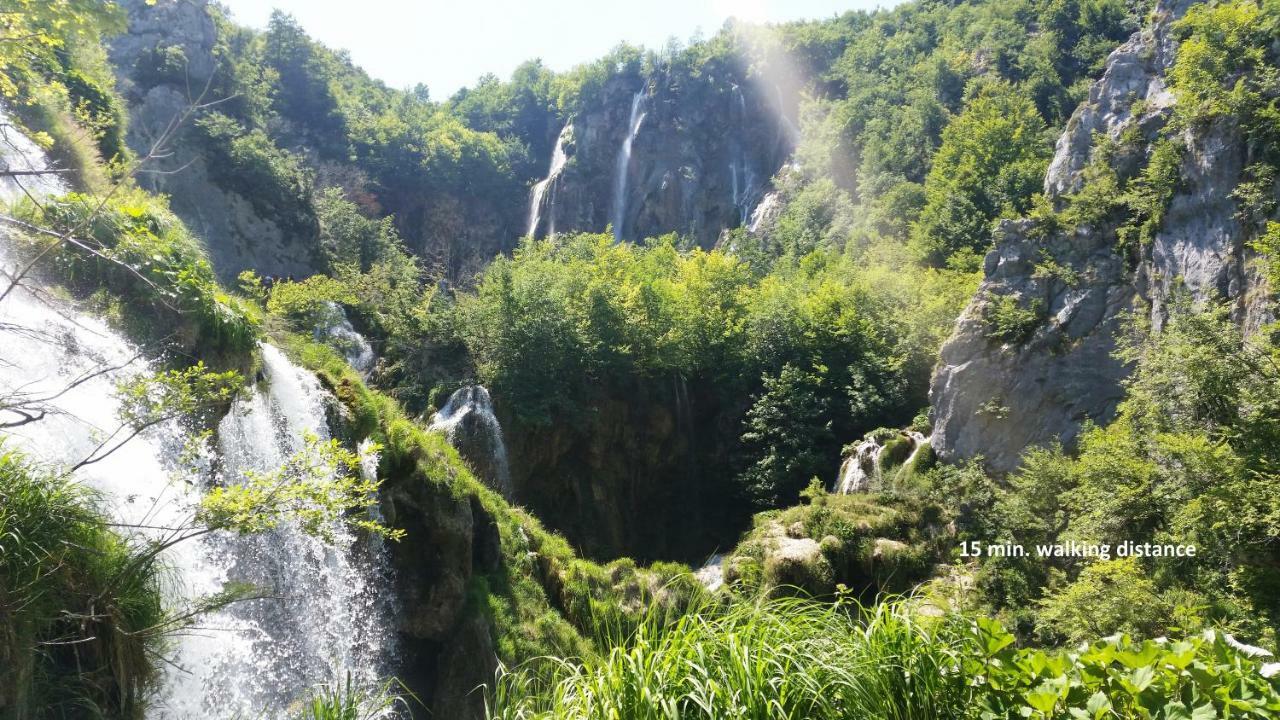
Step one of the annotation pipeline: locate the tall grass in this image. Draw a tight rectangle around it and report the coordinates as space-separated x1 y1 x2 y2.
293 675 412 720
0 446 164 718
486 594 969 720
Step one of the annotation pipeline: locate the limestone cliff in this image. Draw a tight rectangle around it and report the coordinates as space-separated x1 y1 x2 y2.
528 72 795 247
109 0 324 283
930 0 1273 472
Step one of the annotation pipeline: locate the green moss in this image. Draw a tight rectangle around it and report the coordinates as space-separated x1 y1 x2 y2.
724 490 948 600
11 190 260 368
276 330 706 666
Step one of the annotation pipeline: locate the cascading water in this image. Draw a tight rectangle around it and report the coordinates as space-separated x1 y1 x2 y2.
163 343 396 718
526 124 571 238
694 553 725 592
611 90 647 242
748 190 782 233
315 300 375 377
833 430 928 495
429 385 512 498
0 110 396 718
728 86 759 226
773 82 800 147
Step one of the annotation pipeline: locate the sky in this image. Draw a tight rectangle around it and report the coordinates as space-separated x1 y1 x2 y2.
217 0 896 99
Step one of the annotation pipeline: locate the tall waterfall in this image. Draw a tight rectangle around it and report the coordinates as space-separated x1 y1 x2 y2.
611 90 647 242
0 111 395 718
773 82 800 147
429 385 512 498
163 343 396 718
526 124 571 238
729 85 759 226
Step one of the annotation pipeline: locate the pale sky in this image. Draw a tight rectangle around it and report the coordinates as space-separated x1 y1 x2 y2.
216 0 897 99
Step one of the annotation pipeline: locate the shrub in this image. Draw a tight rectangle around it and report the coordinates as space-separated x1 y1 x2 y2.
17 190 259 362
983 292 1045 345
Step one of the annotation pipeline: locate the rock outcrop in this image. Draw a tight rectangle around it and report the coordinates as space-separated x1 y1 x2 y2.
527 72 795 248
930 0 1273 473
109 0 324 283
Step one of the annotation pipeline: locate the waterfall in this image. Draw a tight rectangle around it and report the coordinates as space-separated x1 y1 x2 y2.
835 440 885 494
429 385 512 498
160 343 396 718
526 124 571 238
748 190 782 233
773 82 800 147
315 300 375 377
833 431 928 494
694 553 726 592
0 111 395 718
0 111 70 202
729 86 759 226
611 90 647 242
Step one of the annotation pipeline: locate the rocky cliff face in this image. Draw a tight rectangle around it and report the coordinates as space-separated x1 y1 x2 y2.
109 0 324 283
528 72 795 247
503 380 747 563
929 0 1273 473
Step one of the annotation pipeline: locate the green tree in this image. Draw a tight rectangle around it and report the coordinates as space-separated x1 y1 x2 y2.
911 84 1051 267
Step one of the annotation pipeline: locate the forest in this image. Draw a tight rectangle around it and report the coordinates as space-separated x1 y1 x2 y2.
1 0 1280 718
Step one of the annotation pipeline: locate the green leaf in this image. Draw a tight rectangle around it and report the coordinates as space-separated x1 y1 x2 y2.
1026 688 1059 714
1087 690 1113 718
1189 702 1216 720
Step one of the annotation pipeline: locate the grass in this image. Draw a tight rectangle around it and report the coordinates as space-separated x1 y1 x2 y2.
486 594 1280 720
0 446 164 719
293 675 412 720
486 594 969 720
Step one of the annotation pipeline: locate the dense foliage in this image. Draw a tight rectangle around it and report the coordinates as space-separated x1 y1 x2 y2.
0 449 163 718
489 596 1280 720
449 233 970 516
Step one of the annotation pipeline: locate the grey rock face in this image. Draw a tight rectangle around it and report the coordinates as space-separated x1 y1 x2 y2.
930 0 1272 473
110 0 321 283
532 74 794 247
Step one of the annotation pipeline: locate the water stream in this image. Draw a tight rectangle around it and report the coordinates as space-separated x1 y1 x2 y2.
0 110 395 718
527 124 571 238
429 384 512 499
611 90 648 242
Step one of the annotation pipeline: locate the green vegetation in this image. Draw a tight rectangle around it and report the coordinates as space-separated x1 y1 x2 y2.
488 595 1280 720
952 301 1280 646
8 0 1280 717
911 84 1051 269
0 448 163 719
725 488 947 598
10 190 260 364
444 233 970 521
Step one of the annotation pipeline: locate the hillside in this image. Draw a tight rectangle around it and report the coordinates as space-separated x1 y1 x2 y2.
2 0 1280 718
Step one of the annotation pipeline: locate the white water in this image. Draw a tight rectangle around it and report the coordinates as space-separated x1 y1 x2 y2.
0 112 395 718
315 300 375 377
834 431 928 495
527 124 571 238
158 344 396 718
0 111 70 202
429 384 512 498
611 90 647 242
773 82 800 147
748 190 782 233
729 86 759 226
694 553 725 592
